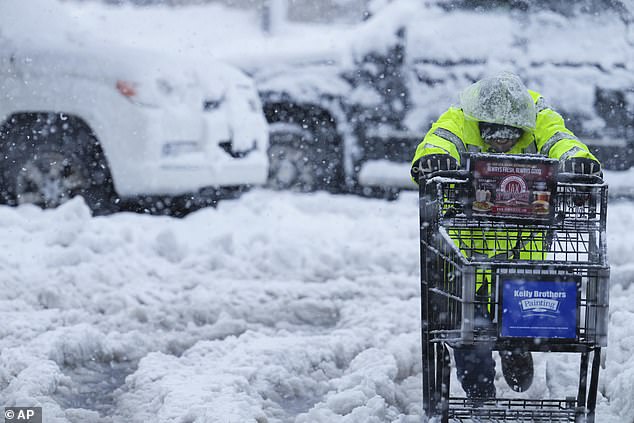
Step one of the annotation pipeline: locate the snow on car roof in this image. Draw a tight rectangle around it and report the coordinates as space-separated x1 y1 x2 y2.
0 0 255 90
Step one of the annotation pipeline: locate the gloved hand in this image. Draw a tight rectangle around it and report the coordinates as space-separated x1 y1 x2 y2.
411 154 459 180
559 157 602 177
559 157 602 206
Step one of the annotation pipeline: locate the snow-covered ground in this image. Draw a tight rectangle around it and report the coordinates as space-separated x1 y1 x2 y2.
1 1 633 421
0 190 632 422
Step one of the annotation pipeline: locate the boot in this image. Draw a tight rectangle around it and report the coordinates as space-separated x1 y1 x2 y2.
454 345 496 401
500 349 534 392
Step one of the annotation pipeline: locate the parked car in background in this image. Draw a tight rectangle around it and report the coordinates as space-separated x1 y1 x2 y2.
229 0 634 196
0 0 269 214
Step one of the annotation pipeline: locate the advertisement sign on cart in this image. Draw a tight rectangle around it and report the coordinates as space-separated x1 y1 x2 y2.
500 276 580 339
467 154 558 219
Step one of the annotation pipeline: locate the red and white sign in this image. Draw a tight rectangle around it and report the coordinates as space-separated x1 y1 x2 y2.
469 156 557 218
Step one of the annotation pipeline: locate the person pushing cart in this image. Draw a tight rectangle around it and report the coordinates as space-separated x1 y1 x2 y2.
412 72 609 421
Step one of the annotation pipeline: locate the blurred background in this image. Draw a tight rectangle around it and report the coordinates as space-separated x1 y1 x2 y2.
1 0 633 215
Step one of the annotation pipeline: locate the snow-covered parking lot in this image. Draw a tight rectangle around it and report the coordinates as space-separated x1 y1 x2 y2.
0 190 633 422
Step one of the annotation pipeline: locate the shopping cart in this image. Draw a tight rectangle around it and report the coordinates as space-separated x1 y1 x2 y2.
419 153 609 422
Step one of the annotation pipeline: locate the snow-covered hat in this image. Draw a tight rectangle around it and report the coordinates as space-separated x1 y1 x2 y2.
460 71 536 131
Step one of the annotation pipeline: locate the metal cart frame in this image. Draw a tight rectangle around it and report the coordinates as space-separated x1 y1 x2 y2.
419 154 609 422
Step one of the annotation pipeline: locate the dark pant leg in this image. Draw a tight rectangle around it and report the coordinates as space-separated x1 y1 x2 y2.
453 304 496 398
453 343 496 398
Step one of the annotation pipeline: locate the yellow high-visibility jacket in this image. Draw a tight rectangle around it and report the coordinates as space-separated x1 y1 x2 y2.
411 89 598 172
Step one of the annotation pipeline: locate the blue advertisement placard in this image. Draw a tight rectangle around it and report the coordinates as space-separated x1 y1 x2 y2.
501 277 579 339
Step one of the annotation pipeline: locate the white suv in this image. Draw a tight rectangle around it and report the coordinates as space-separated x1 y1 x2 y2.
0 1 269 214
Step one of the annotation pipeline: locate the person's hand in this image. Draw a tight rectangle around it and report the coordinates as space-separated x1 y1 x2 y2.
559 157 602 206
411 154 458 180
559 157 602 176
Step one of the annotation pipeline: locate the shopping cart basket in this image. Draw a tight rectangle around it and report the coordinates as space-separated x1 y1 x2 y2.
419 153 609 422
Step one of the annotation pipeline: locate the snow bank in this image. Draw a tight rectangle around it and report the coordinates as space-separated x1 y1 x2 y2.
0 191 632 422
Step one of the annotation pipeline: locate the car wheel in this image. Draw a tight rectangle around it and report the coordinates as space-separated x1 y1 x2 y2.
0 114 117 214
266 121 342 192
15 151 87 208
